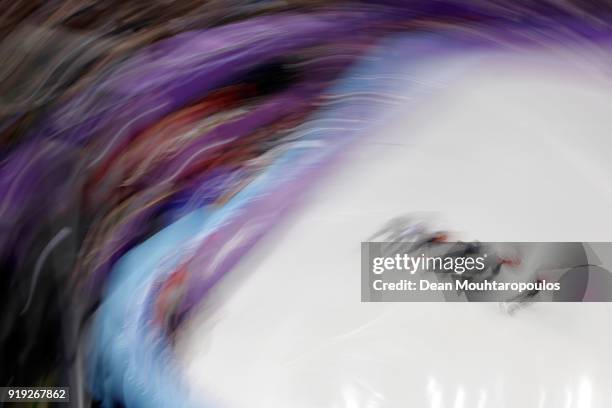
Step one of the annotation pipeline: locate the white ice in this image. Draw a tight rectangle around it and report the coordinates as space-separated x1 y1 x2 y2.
177 49 612 408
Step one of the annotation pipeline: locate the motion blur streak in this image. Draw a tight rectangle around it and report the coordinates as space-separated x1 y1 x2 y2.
0 1 611 407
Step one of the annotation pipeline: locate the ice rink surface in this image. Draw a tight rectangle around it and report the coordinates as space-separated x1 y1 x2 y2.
177 49 612 408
